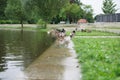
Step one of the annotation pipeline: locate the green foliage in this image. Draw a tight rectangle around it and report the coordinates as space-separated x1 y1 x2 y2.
5 0 28 27
74 0 81 5
81 5 94 22
75 30 118 36
59 3 81 23
37 19 47 29
24 0 69 23
0 20 20 24
5 0 23 20
0 0 7 19
66 30 118 36
73 38 120 80
58 3 94 23
102 0 117 14
70 0 81 5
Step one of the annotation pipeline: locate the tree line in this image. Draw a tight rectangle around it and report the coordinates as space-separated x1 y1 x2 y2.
0 0 117 27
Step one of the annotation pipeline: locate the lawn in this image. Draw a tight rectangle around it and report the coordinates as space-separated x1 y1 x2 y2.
73 38 120 80
66 30 119 36
0 26 49 31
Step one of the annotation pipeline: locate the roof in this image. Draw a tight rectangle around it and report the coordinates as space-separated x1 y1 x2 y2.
77 19 87 23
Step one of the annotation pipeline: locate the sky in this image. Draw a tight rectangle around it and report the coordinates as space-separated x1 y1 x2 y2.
80 0 120 16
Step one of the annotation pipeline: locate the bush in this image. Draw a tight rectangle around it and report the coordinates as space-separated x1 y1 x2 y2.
0 20 10 24
0 20 20 24
37 19 47 29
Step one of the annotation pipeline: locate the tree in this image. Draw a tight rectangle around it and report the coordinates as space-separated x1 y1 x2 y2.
5 0 27 28
82 5 94 22
0 0 7 19
59 3 94 23
24 0 69 23
70 0 81 5
102 0 117 14
59 3 82 23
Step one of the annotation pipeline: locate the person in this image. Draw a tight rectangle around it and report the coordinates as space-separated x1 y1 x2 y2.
70 30 75 38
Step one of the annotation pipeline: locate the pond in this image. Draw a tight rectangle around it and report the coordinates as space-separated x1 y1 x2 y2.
0 29 54 80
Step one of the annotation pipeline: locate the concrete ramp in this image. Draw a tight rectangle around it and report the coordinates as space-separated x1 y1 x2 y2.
25 37 81 80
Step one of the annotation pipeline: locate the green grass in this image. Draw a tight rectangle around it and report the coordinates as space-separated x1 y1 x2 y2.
0 26 49 31
0 26 36 30
73 38 120 80
66 30 119 36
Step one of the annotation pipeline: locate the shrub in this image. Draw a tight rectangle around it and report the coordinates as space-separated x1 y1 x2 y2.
0 20 20 24
37 19 47 29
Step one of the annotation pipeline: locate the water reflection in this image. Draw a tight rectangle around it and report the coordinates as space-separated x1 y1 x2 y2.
0 30 54 80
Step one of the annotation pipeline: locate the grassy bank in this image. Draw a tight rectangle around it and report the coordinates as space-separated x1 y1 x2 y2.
0 25 50 32
67 30 119 36
73 38 120 80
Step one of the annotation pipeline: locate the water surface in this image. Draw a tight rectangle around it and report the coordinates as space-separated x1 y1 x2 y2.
0 29 54 80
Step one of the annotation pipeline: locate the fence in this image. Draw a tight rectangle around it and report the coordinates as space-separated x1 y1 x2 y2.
96 13 120 22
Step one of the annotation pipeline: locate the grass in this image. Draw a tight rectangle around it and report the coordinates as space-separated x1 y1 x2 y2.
73 38 120 80
0 26 36 29
66 30 119 36
0 26 50 32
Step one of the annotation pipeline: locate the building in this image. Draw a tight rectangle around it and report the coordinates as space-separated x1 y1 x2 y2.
96 13 120 22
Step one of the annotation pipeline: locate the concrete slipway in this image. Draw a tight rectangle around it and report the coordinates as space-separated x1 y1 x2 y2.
24 37 82 80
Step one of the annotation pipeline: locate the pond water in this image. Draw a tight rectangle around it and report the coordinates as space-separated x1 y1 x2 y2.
0 29 54 80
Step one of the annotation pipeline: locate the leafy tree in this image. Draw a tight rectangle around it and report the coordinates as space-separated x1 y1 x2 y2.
5 0 28 28
0 0 7 19
102 0 117 14
70 0 81 5
59 3 82 23
24 0 69 23
82 5 94 22
58 3 94 23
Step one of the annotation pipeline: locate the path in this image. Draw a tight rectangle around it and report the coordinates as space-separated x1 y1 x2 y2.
24 37 81 80
88 28 120 34
75 36 120 38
